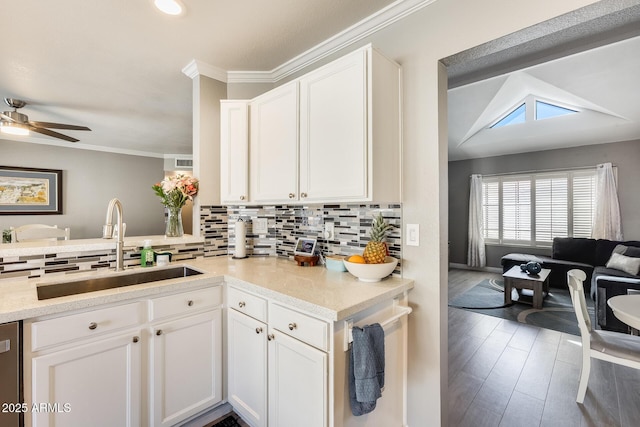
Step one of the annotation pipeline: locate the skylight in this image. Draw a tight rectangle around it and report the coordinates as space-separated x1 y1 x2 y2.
490 98 579 129
491 103 526 128
535 100 578 120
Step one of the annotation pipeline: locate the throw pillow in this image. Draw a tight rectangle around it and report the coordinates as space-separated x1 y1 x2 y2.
606 252 640 276
612 244 640 258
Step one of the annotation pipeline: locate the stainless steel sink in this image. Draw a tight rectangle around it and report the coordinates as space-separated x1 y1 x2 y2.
37 266 204 300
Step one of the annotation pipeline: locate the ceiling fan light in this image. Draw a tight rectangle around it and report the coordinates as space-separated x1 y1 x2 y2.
0 122 29 136
154 0 183 15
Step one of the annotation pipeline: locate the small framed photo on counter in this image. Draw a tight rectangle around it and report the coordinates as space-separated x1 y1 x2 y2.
294 237 317 256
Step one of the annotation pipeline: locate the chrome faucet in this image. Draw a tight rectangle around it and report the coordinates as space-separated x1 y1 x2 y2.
103 198 124 271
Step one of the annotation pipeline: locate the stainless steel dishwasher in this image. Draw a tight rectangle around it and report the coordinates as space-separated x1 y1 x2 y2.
0 321 22 427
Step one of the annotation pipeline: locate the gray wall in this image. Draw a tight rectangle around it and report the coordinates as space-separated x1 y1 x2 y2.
449 139 640 268
0 139 166 239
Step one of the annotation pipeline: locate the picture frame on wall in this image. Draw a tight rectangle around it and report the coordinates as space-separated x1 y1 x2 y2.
0 166 63 214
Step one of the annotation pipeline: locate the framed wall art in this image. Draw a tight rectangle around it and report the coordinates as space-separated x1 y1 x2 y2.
0 166 63 214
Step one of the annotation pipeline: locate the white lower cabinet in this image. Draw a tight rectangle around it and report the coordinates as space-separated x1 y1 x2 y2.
24 284 223 427
30 329 142 427
227 287 328 427
150 309 222 427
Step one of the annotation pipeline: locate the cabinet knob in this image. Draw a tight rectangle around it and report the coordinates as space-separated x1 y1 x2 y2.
156 330 163 336
288 322 297 331
256 327 263 334
187 300 194 307
288 193 295 199
267 334 275 341
240 195 245 201
300 193 307 198
133 336 139 343
238 301 246 308
88 322 98 330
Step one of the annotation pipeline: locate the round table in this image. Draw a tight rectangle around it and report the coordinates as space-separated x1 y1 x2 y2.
607 295 640 330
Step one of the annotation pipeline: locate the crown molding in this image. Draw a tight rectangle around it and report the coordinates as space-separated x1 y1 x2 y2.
226 0 437 84
182 59 228 82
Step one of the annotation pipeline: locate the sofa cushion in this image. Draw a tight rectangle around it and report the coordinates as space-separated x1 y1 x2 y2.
606 252 640 276
613 244 640 258
595 240 640 267
552 237 596 265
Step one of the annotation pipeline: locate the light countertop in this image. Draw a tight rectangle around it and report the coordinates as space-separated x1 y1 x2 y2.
0 235 204 257
0 256 413 323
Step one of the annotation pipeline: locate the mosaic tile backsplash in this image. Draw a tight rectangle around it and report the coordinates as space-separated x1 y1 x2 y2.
200 203 402 275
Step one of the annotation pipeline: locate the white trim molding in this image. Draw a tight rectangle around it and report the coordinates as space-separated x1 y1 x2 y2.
185 0 438 84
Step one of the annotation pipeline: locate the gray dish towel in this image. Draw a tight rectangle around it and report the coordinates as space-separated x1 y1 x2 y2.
349 323 385 416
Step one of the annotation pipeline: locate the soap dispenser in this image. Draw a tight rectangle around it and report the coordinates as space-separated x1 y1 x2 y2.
140 240 154 267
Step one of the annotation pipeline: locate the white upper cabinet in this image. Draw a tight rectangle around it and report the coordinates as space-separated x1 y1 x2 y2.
222 44 401 204
299 49 368 202
249 81 299 203
220 100 249 204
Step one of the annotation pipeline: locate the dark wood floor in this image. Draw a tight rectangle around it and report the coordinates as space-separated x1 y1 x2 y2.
448 268 640 426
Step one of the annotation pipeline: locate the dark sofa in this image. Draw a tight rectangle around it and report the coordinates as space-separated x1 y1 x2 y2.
502 237 640 332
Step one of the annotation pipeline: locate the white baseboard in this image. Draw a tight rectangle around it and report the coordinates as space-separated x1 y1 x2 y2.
449 263 502 274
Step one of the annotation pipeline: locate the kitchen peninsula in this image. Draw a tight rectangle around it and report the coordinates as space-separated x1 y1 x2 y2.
0 246 413 427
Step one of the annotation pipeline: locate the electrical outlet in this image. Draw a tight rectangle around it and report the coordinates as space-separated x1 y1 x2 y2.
324 222 335 240
254 218 268 234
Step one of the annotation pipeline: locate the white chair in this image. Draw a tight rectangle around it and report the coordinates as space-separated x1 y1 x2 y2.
567 269 640 403
10 224 70 243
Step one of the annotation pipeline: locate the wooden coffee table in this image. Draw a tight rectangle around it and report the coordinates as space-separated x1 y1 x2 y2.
503 265 551 309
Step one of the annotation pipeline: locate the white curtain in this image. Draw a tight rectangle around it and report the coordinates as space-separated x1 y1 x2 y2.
468 174 486 268
592 162 623 241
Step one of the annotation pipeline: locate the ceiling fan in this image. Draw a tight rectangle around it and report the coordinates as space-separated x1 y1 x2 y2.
0 98 91 142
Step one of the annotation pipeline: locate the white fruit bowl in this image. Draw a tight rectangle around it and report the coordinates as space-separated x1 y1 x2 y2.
342 256 398 282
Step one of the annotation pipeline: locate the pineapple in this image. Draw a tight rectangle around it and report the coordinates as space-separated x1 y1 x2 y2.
363 213 393 264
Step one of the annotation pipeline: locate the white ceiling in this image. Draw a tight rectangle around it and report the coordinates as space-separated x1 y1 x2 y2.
0 0 398 157
448 34 640 161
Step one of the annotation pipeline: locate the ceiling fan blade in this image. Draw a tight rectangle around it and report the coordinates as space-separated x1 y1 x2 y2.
29 121 91 131
0 112 16 122
29 126 79 142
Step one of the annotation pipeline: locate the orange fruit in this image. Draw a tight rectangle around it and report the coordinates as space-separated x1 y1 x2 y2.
348 255 366 264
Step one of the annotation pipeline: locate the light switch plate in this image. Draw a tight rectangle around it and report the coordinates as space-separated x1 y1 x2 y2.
254 218 268 234
406 224 419 246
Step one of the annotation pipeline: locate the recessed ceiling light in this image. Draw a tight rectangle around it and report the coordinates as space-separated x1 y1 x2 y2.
154 0 184 16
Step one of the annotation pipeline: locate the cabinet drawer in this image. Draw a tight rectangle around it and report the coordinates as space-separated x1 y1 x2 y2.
150 286 222 321
31 302 144 351
270 304 329 351
227 287 267 322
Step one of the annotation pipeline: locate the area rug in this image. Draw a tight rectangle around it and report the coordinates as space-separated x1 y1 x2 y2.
449 278 594 336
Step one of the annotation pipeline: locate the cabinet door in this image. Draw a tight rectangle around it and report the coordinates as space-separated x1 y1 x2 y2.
149 309 222 427
299 49 368 202
227 309 268 427
30 331 142 427
221 100 249 204
268 331 327 427
250 81 299 202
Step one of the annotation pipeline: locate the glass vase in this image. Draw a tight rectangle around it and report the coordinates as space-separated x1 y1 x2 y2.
165 206 184 237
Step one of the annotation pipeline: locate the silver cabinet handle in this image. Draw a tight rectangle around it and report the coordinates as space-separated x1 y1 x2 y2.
240 195 246 201
133 336 139 343
187 300 194 307
238 301 246 308
156 330 163 336
267 334 275 341
88 322 98 330
288 193 295 199
300 193 307 198
288 322 297 331
256 327 263 334
0 339 10 354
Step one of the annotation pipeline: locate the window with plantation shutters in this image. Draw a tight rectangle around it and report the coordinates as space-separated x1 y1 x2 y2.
481 168 598 247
